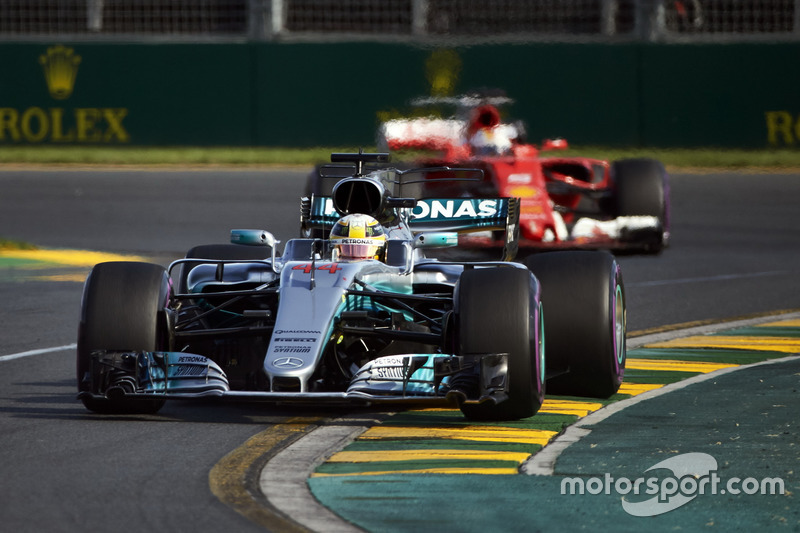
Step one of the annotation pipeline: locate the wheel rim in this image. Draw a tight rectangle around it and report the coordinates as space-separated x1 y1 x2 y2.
538 301 546 388
614 283 626 371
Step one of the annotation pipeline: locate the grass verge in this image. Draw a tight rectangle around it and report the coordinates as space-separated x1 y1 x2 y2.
1 145 799 170
0 239 38 251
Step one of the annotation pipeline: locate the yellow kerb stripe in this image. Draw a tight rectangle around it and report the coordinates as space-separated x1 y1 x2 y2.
311 467 520 477
617 383 663 395
539 399 604 416
327 449 530 463
757 319 800 328
644 336 800 354
626 358 738 373
0 249 146 267
29 274 89 283
359 426 556 445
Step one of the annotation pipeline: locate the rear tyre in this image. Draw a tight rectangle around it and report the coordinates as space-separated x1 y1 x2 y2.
524 251 625 398
178 244 270 293
611 158 670 253
455 267 545 421
77 262 171 414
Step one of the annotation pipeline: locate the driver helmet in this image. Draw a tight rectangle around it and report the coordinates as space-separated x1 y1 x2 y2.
467 105 513 155
330 214 386 261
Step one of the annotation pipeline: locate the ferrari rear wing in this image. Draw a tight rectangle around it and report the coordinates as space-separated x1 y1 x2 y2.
303 195 520 260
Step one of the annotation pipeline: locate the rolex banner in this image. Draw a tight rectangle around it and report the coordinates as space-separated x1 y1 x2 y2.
0 42 797 148
0 43 253 146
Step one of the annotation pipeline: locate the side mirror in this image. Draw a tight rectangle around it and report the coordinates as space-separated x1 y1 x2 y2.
541 138 569 151
231 229 281 272
230 229 278 248
414 232 458 249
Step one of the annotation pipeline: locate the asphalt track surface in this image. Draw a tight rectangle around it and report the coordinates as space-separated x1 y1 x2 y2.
1 168 799 532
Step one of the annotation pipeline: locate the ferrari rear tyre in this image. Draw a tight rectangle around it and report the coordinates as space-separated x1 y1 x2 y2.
455 267 545 421
77 262 171 414
524 251 625 398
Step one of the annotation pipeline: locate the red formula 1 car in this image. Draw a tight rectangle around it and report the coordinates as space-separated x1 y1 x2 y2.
376 93 670 255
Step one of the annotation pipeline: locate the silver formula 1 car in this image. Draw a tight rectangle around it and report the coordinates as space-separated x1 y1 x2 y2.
77 152 626 421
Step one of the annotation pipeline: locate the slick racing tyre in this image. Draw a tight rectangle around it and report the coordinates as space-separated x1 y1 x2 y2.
455 266 545 421
77 262 171 414
524 251 625 398
178 244 270 293
611 158 670 254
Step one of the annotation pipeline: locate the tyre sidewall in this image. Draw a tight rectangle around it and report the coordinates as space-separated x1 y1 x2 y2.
455 267 544 420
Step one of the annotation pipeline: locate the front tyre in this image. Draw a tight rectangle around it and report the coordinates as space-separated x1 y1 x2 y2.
611 158 670 254
455 267 545 421
77 262 171 414
524 251 625 398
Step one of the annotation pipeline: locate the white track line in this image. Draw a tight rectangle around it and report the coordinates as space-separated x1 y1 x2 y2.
627 270 790 288
0 343 77 362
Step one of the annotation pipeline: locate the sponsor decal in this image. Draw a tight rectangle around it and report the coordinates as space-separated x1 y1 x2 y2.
375 366 406 380
508 186 538 198
560 452 785 517
0 45 130 144
170 365 206 377
275 337 316 343
316 197 500 220
275 329 321 335
40 45 81 100
335 238 380 245
508 173 532 184
274 346 312 354
426 49 461 98
377 357 404 365
765 110 800 146
412 199 499 219
272 356 305 368
177 355 207 363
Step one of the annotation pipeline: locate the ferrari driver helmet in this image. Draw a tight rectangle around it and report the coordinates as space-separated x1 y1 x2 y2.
330 214 386 261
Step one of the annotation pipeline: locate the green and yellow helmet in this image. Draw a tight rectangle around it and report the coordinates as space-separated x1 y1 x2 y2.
329 214 386 261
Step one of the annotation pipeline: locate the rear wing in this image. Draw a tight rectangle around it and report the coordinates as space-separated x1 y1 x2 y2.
378 118 464 151
303 196 520 260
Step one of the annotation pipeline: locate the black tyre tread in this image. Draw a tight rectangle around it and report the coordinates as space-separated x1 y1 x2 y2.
456 267 543 420
523 251 625 398
611 158 669 253
78 261 170 414
613 158 666 217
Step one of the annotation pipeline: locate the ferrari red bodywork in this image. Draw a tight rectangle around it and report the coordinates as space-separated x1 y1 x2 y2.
380 102 669 254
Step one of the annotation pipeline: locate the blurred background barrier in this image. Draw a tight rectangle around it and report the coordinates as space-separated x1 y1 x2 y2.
0 1 798 148
3 1 800 43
